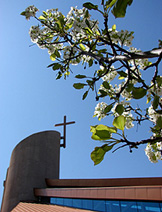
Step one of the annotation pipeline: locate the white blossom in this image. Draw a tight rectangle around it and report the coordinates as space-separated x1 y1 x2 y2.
29 26 40 43
148 105 162 124
121 88 132 101
129 47 152 70
67 7 99 42
145 142 162 163
110 29 134 46
94 102 108 120
101 66 117 82
22 5 38 20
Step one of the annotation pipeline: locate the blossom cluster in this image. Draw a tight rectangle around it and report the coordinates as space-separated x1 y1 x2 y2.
148 105 162 124
145 142 162 163
129 47 152 70
110 29 134 46
21 5 38 20
26 6 100 65
94 102 108 120
67 7 99 41
101 66 117 82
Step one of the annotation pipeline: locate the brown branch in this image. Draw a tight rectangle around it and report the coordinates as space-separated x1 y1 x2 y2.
113 137 162 153
104 15 117 56
125 137 162 150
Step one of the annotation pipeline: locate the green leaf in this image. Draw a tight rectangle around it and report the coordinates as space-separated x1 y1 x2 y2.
73 83 86 89
75 74 87 79
84 10 90 18
153 95 160 110
82 90 88 100
84 27 93 35
99 89 107 97
146 96 151 104
91 146 106 165
52 63 61 70
132 87 147 99
90 125 97 133
50 54 56 61
103 104 113 114
112 0 133 18
115 104 124 115
39 15 46 20
86 80 93 86
57 15 65 28
91 131 111 141
91 124 113 140
20 11 26 16
47 63 55 68
56 72 62 80
65 20 74 30
106 0 117 9
118 71 127 79
85 19 91 28
91 144 114 165
126 83 133 92
98 49 107 53
105 126 117 133
79 44 86 51
83 2 98 10
156 116 162 128
103 81 110 89
88 59 93 67
112 24 116 31
54 50 60 58
64 71 70 76
113 115 126 131
43 11 48 17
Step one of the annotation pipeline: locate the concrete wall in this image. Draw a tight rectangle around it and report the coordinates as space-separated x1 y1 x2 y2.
1 131 60 212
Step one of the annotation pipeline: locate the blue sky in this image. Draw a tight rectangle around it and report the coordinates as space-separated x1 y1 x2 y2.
0 0 162 204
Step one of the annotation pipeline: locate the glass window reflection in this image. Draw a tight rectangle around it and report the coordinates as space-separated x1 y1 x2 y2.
50 197 161 212
93 200 106 212
106 200 120 212
120 201 138 212
137 202 161 212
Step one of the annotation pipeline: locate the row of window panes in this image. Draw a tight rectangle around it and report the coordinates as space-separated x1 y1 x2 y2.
50 197 162 212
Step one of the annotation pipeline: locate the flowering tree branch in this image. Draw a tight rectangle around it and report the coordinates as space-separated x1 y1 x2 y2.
21 1 162 165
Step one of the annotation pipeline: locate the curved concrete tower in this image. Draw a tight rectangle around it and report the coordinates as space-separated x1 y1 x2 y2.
1 131 60 212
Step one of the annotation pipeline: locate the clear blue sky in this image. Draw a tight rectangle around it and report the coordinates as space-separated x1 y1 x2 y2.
0 0 162 204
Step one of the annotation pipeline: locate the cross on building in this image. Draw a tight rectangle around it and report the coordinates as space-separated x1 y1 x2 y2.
55 116 75 148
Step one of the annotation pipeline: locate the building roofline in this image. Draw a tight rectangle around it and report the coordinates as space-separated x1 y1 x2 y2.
35 186 162 202
45 177 162 188
33 178 162 202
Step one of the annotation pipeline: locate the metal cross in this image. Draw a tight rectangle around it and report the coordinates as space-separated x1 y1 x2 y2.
55 116 75 148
